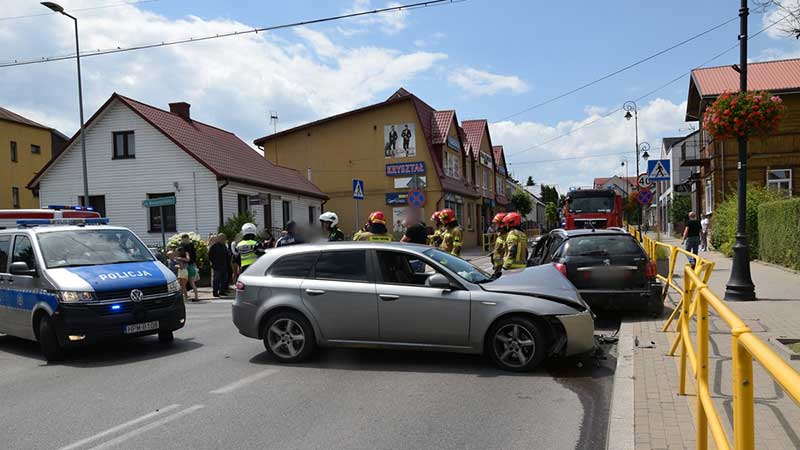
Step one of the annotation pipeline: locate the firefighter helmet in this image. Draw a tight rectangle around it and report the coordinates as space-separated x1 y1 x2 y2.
368 211 387 225
502 212 523 227
439 208 456 224
492 212 507 225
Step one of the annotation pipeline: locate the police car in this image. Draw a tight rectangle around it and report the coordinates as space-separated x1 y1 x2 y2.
0 217 185 362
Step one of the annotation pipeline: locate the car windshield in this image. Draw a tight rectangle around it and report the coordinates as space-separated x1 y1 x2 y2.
37 229 154 269
568 196 614 213
422 248 491 284
563 235 643 256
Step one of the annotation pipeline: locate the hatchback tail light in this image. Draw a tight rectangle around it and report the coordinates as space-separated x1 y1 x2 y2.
645 260 658 279
553 262 567 276
236 281 246 291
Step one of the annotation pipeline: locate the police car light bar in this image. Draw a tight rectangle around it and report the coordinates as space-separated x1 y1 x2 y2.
17 218 110 227
46 205 95 211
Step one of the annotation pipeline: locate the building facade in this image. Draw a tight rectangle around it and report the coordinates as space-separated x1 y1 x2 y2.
0 106 67 209
254 88 505 247
29 94 326 244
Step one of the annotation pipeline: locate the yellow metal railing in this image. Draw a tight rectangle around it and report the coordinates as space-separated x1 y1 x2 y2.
629 227 800 450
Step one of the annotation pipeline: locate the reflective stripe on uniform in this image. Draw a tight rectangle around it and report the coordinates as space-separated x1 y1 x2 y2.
237 239 259 267
493 232 507 270
503 229 527 269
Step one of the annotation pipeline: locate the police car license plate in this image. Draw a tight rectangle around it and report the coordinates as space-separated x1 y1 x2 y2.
124 321 159 334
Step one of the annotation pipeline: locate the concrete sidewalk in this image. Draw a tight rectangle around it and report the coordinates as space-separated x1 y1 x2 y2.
621 235 800 450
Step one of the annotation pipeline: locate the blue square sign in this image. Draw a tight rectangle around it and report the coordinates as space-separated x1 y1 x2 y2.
647 159 671 181
352 179 365 200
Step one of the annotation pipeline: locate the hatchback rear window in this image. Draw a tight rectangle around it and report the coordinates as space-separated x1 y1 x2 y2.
563 235 643 256
269 252 319 278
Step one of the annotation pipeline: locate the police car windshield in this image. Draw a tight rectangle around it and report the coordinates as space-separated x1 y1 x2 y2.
37 229 154 269
422 248 491 284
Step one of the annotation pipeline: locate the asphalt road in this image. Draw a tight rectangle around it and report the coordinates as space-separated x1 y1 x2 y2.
0 301 618 450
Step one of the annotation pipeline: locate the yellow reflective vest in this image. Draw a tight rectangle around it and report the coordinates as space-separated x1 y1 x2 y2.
440 226 463 256
355 232 393 242
428 227 444 247
503 229 528 270
493 231 508 271
237 239 260 268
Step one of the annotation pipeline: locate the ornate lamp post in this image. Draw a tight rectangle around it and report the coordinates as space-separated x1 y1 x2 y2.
623 101 649 232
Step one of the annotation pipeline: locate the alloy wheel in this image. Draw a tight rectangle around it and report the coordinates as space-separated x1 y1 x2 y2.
267 318 306 359
493 324 536 368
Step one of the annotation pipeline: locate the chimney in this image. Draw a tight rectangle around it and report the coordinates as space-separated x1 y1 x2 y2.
169 102 191 120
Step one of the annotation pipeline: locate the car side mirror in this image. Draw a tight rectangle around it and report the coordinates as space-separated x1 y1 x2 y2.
427 273 452 290
10 261 36 276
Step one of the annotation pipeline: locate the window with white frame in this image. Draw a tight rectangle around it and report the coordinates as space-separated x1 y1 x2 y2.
766 169 792 195
443 150 461 179
704 178 713 215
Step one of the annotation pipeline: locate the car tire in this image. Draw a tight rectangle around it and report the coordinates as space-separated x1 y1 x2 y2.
38 316 64 363
262 311 315 363
487 316 546 372
158 331 174 344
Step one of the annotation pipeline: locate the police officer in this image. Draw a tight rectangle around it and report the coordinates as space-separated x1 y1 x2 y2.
275 221 303 247
319 211 345 241
354 211 393 242
502 212 528 270
491 212 508 274
236 223 264 270
438 208 463 256
427 211 443 247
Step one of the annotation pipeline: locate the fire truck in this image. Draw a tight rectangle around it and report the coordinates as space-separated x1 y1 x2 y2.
562 189 623 230
0 205 101 230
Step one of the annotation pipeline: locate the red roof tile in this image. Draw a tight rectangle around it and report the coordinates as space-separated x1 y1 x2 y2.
461 120 488 158
692 58 800 97
30 94 327 199
431 110 454 144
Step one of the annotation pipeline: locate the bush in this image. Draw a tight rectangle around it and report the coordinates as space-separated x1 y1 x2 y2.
167 232 210 276
219 211 256 242
710 184 780 258
758 198 800 271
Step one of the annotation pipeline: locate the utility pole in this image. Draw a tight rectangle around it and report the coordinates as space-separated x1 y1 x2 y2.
725 0 756 301
270 111 279 164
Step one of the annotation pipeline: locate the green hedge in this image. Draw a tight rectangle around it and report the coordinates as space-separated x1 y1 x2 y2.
710 184 780 258
758 197 800 271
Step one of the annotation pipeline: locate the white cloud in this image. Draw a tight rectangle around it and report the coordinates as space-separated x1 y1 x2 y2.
0 0 445 143
344 0 409 35
762 0 800 39
490 98 689 190
448 68 529 96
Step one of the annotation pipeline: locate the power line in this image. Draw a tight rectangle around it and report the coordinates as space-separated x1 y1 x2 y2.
505 12 790 164
494 15 739 122
0 0 457 68
0 0 161 22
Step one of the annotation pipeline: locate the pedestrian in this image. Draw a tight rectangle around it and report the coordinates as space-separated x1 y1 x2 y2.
180 234 199 302
400 214 427 244
230 236 240 283
275 221 303 247
208 234 229 297
354 211 393 242
700 214 710 251
172 247 190 302
682 211 702 267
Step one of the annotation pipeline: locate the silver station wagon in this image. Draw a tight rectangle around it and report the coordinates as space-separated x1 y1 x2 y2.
232 242 594 371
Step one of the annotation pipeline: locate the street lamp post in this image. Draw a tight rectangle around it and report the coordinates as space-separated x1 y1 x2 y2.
725 0 757 301
620 159 628 197
623 101 646 232
41 2 89 205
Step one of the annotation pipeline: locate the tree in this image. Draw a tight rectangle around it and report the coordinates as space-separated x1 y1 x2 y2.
540 184 559 205
669 195 691 224
545 202 559 228
526 176 535 187
219 211 256 242
510 188 533 217
755 1 800 38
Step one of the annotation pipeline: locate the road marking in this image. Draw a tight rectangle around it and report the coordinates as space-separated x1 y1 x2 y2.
210 369 279 394
57 404 181 450
84 405 205 450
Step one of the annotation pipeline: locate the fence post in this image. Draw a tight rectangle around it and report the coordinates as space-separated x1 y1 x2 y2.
696 293 709 450
732 329 755 450
678 267 692 392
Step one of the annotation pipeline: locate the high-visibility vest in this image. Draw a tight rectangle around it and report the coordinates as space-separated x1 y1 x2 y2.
355 232 393 242
237 239 260 268
328 227 345 241
428 228 443 247
493 231 508 270
440 226 463 256
503 229 528 270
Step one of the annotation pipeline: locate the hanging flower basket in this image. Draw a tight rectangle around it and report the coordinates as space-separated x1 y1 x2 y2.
703 91 785 140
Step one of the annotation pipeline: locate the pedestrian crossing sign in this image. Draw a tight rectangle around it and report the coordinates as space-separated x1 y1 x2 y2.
647 159 671 181
352 179 365 200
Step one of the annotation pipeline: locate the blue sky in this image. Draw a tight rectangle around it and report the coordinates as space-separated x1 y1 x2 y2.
3 0 799 192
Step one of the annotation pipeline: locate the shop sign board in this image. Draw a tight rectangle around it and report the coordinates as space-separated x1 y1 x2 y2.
386 161 426 176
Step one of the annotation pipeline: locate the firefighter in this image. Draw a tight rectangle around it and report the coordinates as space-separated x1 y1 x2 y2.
491 212 508 274
502 212 528 270
354 211 393 242
319 211 345 241
438 208 463 256
427 211 444 247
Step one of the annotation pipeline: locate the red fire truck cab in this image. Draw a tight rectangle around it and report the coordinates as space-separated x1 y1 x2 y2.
0 205 101 230
563 189 623 230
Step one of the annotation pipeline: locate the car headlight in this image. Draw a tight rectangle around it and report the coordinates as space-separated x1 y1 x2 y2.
167 280 180 294
58 291 95 303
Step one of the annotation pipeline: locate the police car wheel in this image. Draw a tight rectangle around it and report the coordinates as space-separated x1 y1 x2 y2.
38 316 64 363
158 331 174 343
262 311 315 363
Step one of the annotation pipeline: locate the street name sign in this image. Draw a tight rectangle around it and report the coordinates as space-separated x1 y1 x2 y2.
142 196 176 208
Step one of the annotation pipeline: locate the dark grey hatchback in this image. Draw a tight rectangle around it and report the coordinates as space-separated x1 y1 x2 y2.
528 229 663 315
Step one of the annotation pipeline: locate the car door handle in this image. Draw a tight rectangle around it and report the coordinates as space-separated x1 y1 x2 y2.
379 294 400 301
304 289 326 296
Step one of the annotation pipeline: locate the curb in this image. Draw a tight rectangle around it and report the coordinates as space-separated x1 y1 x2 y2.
606 319 634 450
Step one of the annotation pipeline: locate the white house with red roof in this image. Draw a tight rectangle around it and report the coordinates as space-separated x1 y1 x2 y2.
28 93 327 243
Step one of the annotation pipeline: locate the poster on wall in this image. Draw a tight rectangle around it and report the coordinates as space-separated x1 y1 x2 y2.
391 207 425 236
384 123 416 158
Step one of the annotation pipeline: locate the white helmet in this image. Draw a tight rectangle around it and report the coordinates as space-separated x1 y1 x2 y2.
241 223 257 235
318 211 339 227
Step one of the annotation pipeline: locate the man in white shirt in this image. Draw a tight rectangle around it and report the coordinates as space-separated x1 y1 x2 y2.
700 215 710 251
